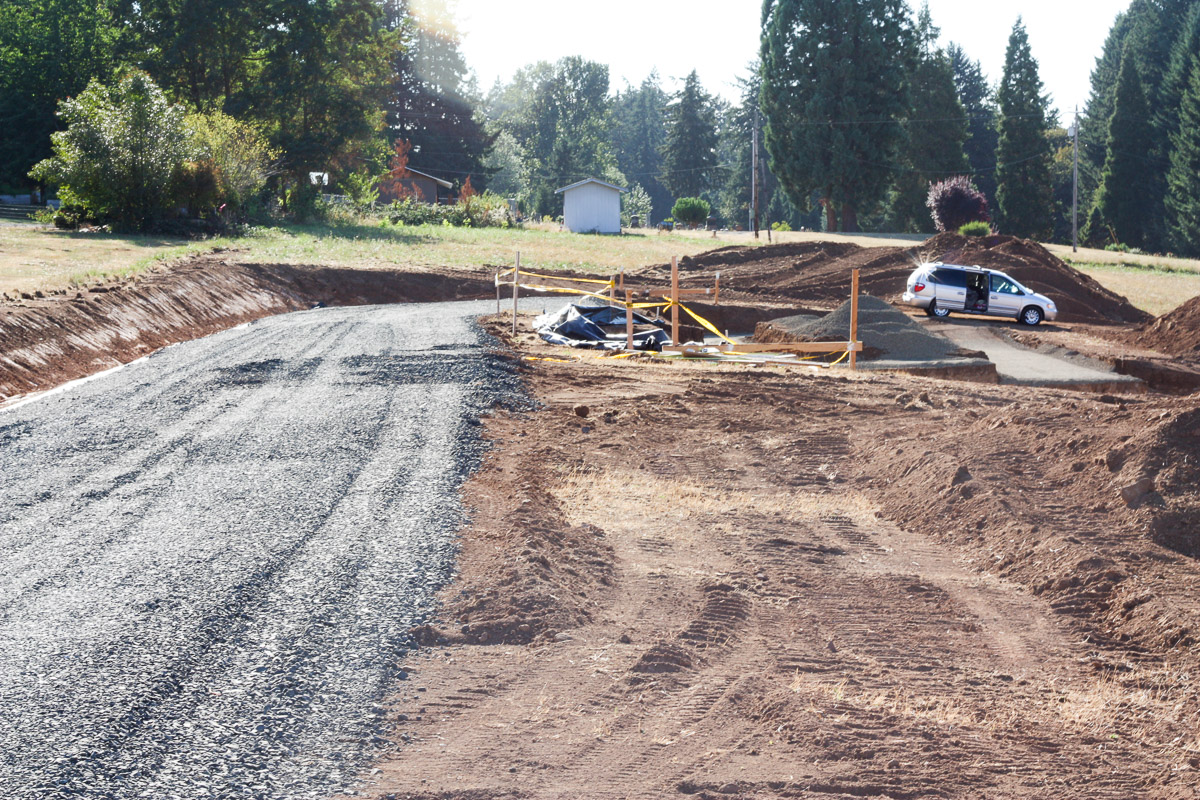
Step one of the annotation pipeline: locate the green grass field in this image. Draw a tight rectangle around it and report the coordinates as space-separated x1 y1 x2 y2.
4 217 1200 318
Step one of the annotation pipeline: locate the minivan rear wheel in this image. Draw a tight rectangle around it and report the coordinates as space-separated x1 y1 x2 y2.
1020 306 1044 326
929 301 951 318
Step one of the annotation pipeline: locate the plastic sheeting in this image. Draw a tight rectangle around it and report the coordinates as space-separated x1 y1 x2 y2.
533 303 671 351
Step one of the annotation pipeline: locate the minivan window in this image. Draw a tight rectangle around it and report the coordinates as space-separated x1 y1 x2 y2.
990 275 1021 295
932 268 967 288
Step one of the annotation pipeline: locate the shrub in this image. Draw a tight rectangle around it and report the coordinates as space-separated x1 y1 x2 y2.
926 176 989 233
958 221 992 237
341 170 381 212
1104 241 1130 253
671 197 710 228
622 185 652 227
30 71 189 232
187 112 280 216
771 220 792 232
387 191 516 228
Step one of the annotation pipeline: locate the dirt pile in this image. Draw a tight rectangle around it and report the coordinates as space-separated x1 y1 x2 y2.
754 295 967 362
0 255 492 401
1128 293 1200 356
643 234 1149 324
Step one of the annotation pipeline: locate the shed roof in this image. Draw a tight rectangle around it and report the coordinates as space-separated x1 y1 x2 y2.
401 168 453 189
554 178 628 195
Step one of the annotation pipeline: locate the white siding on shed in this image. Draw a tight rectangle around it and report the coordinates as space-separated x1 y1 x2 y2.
561 182 622 234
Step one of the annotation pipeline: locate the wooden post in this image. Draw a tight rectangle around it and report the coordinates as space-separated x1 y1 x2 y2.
610 274 617 307
849 267 860 371
495 272 501 314
625 289 634 351
671 256 680 345
714 271 720 306
512 252 520 336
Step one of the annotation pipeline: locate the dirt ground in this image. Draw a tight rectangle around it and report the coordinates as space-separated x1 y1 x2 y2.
346 314 1200 800
6 234 1200 798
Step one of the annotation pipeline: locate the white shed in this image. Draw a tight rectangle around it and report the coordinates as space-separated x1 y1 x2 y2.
555 178 627 234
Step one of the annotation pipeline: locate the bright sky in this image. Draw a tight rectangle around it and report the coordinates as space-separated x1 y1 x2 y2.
451 0 1132 118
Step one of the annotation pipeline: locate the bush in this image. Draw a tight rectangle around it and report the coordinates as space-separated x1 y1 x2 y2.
926 176 989 233
1104 242 1130 253
187 112 280 216
30 71 190 232
671 197 710 228
388 192 516 228
771 220 792 232
958 221 992 237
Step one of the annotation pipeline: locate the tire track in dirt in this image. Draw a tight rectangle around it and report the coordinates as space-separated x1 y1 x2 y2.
357 358 1189 800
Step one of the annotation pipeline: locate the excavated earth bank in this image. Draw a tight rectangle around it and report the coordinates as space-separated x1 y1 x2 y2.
0 255 493 401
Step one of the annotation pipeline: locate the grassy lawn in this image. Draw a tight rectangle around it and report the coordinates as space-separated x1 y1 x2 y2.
6 216 1200 317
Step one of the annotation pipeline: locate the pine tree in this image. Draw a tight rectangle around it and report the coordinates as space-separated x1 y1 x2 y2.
1080 5 1138 211
1166 56 1200 255
948 43 998 208
889 5 969 233
995 18 1054 240
760 0 911 232
660 71 719 201
611 74 671 222
1091 51 1156 248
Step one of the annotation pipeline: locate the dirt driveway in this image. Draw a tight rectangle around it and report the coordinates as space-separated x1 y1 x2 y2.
354 323 1200 800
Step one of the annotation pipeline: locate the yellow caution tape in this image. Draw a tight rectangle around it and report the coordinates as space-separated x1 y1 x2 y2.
598 351 638 360
522 355 582 363
672 302 737 346
497 268 615 286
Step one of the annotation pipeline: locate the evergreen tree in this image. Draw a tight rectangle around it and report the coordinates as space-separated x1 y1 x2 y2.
661 71 720 201
1080 5 1138 210
760 0 911 232
889 5 969 233
1091 51 1156 248
611 74 671 222
1166 57 1200 255
948 42 998 208
995 18 1054 239
383 0 491 188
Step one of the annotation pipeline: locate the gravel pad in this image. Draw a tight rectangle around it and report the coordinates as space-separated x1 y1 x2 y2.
0 301 528 799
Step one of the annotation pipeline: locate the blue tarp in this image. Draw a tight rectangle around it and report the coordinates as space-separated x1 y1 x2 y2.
532 304 671 351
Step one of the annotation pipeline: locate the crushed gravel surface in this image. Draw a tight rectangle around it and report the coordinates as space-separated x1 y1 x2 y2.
0 300 529 799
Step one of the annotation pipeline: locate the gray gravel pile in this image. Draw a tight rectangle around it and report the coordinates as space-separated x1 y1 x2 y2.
0 300 530 799
764 295 963 362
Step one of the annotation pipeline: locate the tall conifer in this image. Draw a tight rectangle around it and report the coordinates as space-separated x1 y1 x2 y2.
1166 57 1200 255
660 71 719 200
760 0 911 232
995 18 1054 239
1091 51 1155 248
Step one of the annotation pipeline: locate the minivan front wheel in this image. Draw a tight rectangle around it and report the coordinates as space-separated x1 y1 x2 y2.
929 301 951 318
1020 306 1044 326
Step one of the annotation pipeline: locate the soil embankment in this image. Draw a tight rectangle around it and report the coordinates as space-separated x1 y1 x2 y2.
643 233 1150 325
0 255 492 401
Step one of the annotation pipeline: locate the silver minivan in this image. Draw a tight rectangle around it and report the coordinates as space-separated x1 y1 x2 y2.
902 262 1057 325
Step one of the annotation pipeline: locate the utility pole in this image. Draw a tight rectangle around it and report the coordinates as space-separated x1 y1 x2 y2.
1071 107 1079 253
751 108 760 239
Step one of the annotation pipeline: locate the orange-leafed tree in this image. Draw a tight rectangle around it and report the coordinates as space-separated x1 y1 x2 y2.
381 139 414 199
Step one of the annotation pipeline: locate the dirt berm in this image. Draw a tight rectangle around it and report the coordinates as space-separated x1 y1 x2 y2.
1129 292 1200 357
0 254 492 401
643 233 1150 325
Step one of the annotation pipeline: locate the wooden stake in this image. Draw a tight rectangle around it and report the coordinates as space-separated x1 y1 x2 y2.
512 252 520 336
495 272 501 314
849 267 860 371
671 256 680 345
610 274 617 306
625 289 634 351
715 271 721 306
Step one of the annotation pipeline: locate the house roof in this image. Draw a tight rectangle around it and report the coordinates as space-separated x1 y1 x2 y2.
554 178 628 195
402 168 453 189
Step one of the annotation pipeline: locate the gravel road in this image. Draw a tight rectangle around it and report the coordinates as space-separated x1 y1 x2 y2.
0 300 529 799
924 318 1143 388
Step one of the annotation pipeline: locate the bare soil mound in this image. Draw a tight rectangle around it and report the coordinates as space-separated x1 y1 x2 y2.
0 255 492 401
1128 293 1200 356
646 234 1149 325
755 295 966 362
